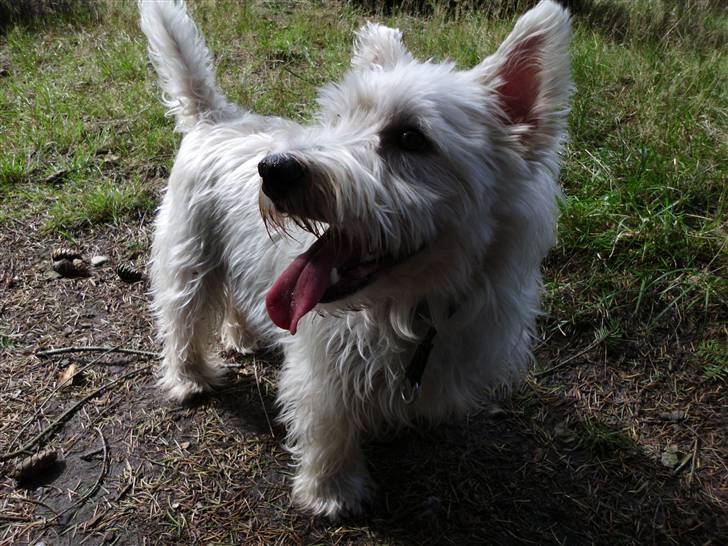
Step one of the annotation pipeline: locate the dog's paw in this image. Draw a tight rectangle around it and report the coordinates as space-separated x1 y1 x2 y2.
221 339 256 356
220 322 258 355
291 465 373 520
157 374 207 403
157 360 229 403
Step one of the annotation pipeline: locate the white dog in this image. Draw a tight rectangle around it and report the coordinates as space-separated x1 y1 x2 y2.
140 0 572 518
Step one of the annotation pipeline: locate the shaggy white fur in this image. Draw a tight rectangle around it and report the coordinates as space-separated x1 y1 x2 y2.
139 0 572 518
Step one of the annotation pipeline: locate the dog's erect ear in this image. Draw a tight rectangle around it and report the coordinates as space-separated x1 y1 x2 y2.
352 23 412 69
473 0 572 155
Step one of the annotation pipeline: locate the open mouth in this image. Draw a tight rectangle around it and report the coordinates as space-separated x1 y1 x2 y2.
265 229 401 335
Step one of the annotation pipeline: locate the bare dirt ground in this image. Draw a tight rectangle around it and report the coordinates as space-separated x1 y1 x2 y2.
1 214 725 544
1 0 726 542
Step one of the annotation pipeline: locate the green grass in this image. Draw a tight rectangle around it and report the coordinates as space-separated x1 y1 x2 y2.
46 176 156 232
0 2 725 543
575 416 634 458
553 22 727 325
0 331 14 349
1 1 724 317
0 4 172 231
0 0 724 327
698 339 728 381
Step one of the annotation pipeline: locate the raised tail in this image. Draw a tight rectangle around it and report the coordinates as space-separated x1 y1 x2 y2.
139 0 237 132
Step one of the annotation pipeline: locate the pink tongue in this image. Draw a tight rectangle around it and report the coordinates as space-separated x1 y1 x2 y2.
266 232 350 335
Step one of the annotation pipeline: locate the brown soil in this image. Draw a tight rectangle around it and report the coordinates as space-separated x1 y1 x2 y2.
0 218 725 545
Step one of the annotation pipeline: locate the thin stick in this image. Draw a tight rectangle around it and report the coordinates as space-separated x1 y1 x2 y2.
10 496 60 518
0 366 151 462
281 64 317 86
253 359 275 438
62 401 120 456
36 346 160 359
56 427 108 522
8 346 122 450
79 447 104 461
0 514 31 522
674 450 694 475
688 437 699 485
533 338 601 378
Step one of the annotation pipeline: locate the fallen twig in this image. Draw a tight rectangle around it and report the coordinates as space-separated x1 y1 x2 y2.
253 358 275 438
56 427 108 523
8 347 122 451
79 480 133 534
688 437 699 484
62 401 120 456
0 366 151 462
0 514 31 522
281 64 317 86
533 338 601 378
36 346 160 359
11 495 61 518
79 447 104 461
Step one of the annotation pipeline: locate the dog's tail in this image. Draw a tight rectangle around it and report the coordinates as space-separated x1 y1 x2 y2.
139 0 236 132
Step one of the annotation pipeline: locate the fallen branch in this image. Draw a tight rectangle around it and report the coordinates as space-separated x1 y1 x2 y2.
533 338 601 378
281 64 317 86
9 347 122 451
11 495 61 518
0 514 31 522
0 366 151 462
78 480 132 534
36 346 160 359
687 437 699 484
79 447 104 461
56 427 108 523
253 359 275 438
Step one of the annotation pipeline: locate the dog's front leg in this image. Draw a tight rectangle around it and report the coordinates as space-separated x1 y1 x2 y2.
278 343 371 519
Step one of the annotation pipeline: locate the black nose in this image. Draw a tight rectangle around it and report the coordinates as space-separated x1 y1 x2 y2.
258 153 307 201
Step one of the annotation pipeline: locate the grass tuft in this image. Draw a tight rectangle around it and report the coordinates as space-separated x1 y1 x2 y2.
46 177 156 232
0 330 14 349
0 0 99 34
698 339 728 381
575 416 634 458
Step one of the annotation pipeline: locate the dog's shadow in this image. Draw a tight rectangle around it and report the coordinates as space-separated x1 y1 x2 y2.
211 363 723 544
360 400 724 545
196 349 286 438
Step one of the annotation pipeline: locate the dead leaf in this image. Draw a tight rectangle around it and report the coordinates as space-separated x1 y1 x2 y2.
58 363 78 388
659 410 684 421
661 444 680 468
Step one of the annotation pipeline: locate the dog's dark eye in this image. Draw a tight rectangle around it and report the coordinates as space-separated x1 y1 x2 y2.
399 129 428 152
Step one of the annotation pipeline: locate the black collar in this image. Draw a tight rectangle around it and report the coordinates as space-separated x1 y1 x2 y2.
401 301 457 404
401 324 437 404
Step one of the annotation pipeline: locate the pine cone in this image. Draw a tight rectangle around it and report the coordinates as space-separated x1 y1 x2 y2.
11 449 59 481
116 263 143 283
51 247 82 261
52 258 90 278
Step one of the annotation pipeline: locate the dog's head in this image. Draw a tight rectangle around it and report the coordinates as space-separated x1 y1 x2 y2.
262 0 572 334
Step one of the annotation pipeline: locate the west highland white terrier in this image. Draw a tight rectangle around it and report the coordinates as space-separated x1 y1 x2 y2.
140 0 572 518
